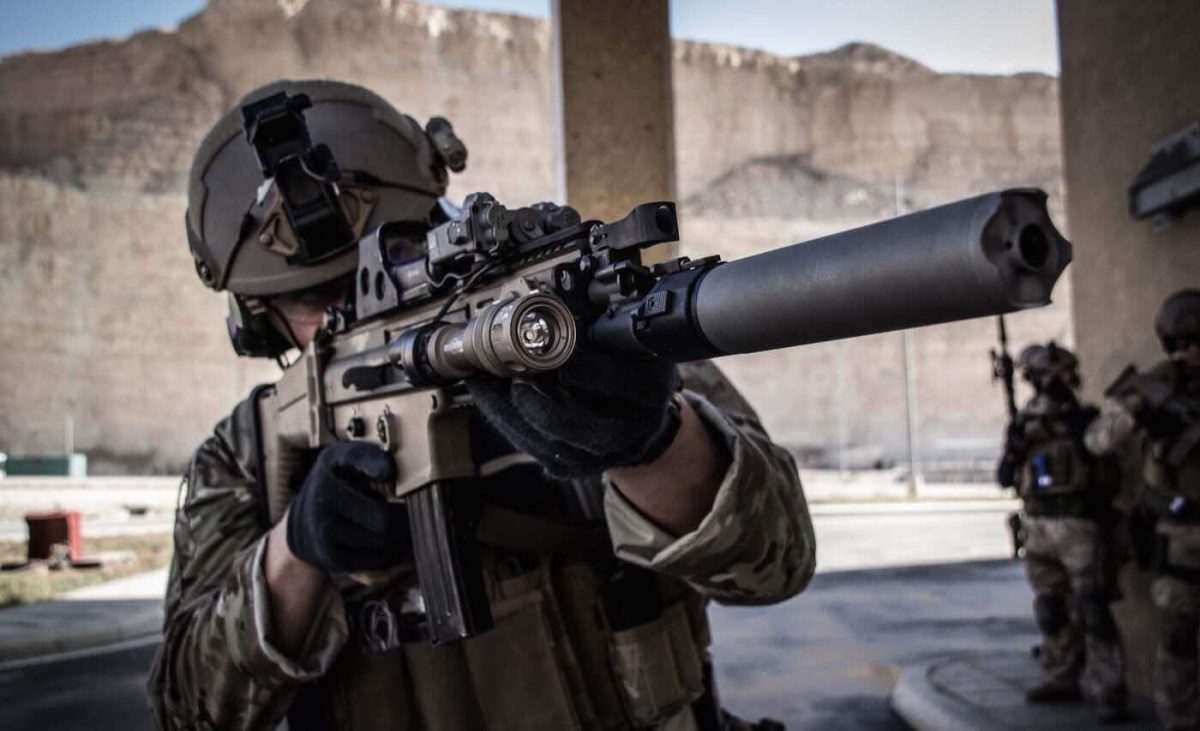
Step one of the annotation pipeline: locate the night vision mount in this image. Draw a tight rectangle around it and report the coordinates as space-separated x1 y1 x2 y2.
242 92 355 264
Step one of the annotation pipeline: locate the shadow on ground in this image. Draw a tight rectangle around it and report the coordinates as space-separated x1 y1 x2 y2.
0 560 1035 730
711 559 1037 730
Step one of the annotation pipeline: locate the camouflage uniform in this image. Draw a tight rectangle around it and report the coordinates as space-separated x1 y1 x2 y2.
1002 392 1125 704
147 360 816 730
1088 359 1200 729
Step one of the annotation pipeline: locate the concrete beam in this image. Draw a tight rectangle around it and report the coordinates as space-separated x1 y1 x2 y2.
1058 0 1200 701
551 0 676 227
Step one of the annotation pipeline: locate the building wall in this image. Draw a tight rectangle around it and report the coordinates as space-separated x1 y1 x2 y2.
1058 0 1200 698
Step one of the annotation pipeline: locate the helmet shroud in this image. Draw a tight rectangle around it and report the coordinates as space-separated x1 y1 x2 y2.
184 79 464 357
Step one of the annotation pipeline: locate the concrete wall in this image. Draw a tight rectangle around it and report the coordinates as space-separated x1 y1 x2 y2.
1058 0 1200 699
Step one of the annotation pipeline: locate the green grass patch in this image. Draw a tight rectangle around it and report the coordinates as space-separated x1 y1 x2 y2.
0 533 173 608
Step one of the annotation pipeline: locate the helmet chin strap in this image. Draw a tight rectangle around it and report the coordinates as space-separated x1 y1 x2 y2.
1039 378 1078 403
263 299 305 368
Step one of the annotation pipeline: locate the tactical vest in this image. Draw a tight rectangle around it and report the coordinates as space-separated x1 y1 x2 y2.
252 389 716 730
1139 360 1200 501
1016 400 1092 502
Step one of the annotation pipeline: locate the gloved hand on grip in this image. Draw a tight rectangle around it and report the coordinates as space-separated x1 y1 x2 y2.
467 345 682 479
1138 405 1185 440
1003 421 1027 456
286 442 410 574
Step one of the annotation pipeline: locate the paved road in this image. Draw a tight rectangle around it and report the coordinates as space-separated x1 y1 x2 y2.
712 560 1034 730
0 638 161 730
0 503 1031 730
809 500 1016 572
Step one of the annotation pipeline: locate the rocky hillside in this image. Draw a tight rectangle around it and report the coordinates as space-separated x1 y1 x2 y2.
0 0 1066 471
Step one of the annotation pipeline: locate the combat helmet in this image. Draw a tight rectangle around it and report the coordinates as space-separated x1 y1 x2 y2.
185 79 467 356
1018 341 1080 388
1155 288 1200 353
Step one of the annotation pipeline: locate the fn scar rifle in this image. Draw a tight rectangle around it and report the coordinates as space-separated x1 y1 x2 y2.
250 103 1073 646
1106 364 1200 468
990 316 1024 557
991 316 1018 422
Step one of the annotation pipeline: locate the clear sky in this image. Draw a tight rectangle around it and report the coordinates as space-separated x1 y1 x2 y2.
0 0 1059 75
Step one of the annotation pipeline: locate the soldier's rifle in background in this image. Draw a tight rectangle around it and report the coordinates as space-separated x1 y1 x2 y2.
990 316 1024 557
991 316 1018 421
260 187 1072 644
1106 364 1200 468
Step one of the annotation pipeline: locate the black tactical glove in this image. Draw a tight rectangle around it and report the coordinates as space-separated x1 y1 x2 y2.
996 454 1019 489
1138 406 1185 440
1003 421 1027 455
996 422 1024 488
285 442 410 574
466 345 681 479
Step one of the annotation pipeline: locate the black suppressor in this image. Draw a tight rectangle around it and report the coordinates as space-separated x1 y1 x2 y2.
591 189 1071 361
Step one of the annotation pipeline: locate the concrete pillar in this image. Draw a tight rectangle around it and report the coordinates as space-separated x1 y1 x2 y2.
551 0 676 228
1058 0 1200 698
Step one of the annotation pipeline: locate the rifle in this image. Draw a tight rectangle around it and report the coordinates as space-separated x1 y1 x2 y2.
991 316 1017 421
1105 364 1200 468
259 188 1071 644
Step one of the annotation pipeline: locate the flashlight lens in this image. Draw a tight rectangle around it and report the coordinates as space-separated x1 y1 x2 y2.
518 310 555 355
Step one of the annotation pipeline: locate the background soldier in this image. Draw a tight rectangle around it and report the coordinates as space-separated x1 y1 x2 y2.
1087 289 1200 731
146 79 815 730
998 342 1127 722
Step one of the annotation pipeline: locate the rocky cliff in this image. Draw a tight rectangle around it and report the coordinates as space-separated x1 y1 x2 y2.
0 0 1066 472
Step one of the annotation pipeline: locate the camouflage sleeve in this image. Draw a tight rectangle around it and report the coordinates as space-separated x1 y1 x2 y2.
147 398 348 731
1085 399 1138 456
604 360 816 605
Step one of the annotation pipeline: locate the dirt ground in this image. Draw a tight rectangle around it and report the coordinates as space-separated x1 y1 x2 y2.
0 534 173 607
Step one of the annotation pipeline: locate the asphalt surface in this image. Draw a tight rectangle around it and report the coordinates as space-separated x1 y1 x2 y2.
0 501 1029 730
0 638 160 730
710 560 1034 730
0 560 1033 730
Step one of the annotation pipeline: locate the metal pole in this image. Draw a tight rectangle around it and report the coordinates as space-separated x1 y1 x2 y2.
902 329 922 497
837 340 848 477
64 414 74 456
895 173 922 498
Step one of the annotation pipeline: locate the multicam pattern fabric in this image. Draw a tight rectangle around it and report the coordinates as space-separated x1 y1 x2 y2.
147 361 815 730
1086 359 1200 728
1022 516 1124 701
1152 568 1200 728
607 361 816 604
1005 394 1125 705
147 396 350 731
1082 399 1138 459
1152 517 1200 727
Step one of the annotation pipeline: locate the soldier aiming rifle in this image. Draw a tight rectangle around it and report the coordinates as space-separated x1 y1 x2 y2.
148 79 1071 731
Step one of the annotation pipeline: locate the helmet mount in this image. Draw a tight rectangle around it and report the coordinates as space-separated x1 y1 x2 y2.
241 91 357 265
